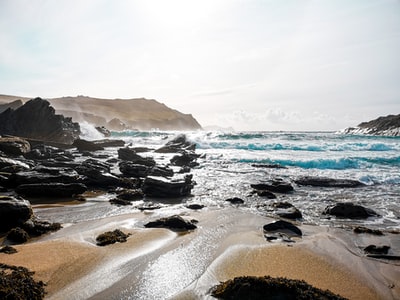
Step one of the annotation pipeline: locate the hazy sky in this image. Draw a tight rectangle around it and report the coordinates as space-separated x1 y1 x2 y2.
1 0 399 131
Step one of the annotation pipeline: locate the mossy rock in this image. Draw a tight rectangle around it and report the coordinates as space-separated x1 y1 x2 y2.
211 276 347 300
96 229 131 246
0 263 46 300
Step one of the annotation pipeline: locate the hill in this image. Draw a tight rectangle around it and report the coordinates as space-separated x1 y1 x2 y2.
0 94 202 131
342 114 400 136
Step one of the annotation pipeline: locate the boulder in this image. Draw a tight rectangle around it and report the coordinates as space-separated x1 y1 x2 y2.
144 215 197 231
16 183 87 197
0 137 31 156
186 204 205 210
364 245 390 255
96 229 131 246
353 226 383 236
226 197 245 204
95 126 111 137
0 196 33 232
170 152 200 168
263 220 302 237
0 245 18 254
24 144 74 161
295 176 364 188
142 175 194 198
323 202 378 219
119 162 174 178
253 189 276 199
0 98 80 144
73 139 104 152
271 202 302 220
118 147 155 166
9 168 81 187
155 134 196 153
0 157 30 172
6 227 29 244
116 189 144 201
251 179 294 193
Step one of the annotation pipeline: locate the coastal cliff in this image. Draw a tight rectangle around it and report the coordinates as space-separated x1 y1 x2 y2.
342 114 400 136
0 95 202 131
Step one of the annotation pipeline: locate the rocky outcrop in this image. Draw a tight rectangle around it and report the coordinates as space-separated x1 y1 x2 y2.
0 98 80 144
0 137 31 156
342 114 400 136
16 183 87 197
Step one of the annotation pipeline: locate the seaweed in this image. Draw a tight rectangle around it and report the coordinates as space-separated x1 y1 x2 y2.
211 276 348 300
96 229 131 246
0 263 46 300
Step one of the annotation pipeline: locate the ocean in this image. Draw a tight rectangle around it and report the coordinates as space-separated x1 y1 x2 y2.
106 130 400 231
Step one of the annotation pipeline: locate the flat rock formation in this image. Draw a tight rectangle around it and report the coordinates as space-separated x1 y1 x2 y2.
0 94 202 131
341 114 400 136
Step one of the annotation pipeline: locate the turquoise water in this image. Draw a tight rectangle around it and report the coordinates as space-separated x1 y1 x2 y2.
110 130 400 229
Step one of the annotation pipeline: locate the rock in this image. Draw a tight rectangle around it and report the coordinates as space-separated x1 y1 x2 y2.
323 202 378 219
295 176 364 188
118 147 156 166
0 137 31 156
155 134 196 153
170 152 200 168
6 227 29 244
0 196 33 231
95 126 111 137
353 226 384 236
251 179 294 193
119 162 174 178
225 197 245 204
22 219 62 237
0 156 30 172
109 198 132 206
211 276 347 300
73 139 104 152
116 189 144 201
142 175 194 198
253 189 276 199
16 183 87 197
342 114 400 136
0 264 46 300
0 245 17 254
135 202 163 211
0 98 80 144
24 144 73 161
364 245 390 255
9 168 81 187
93 139 125 148
96 229 131 246
263 220 302 237
271 202 302 220
186 204 205 210
252 163 286 169
144 215 197 231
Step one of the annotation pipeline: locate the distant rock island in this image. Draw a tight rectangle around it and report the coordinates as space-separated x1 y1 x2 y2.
342 114 400 136
0 94 202 131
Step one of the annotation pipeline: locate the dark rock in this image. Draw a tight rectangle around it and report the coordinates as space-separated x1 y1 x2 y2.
142 175 194 198
170 152 200 168
0 137 31 156
94 139 125 148
0 156 30 172
119 162 149 178
73 139 104 152
135 202 163 211
252 163 286 169
0 245 17 254
6 227 29 244
343 114 400 136
118 147 156 166
251 179 294 193
263 220 302 237
271 202 302 219
178 166 191 174
155 134 196 153
109 198 132 206
24 144 73 161
144 215 197 231
226 197 245 204
295 176 365 188
0 97 80 144
22 219 62 237
116 189 144 201
211 276 347 300
9 168 81 187
253 190 276 199
16 183 87 197
186 204 205 210
364 245 390 255
353 226 384 236
96 229 131 246
0 263 46 300
0 196 33 232
323 202 378 219
129 147 153 153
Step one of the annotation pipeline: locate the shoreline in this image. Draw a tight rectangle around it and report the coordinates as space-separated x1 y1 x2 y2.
1 208 399 299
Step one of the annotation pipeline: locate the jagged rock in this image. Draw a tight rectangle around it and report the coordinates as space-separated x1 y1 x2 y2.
0 98 80 144
95 126 111 137
119 162 173 178
155 134 196 153
295 176 364 188
144 215 197 231
170 152 200 167
226 197 245 204
342 114 400 136
118 147 156 166
323 202 378 219
211 276 347 300
96 229 131 246
0 137 31 156
271 202 302 220
6 227 29 244
263 220 302 237
8 168 81 187
0 196 33 232
24 144 73 161
251 179 294 193
0 156 30 172
16 183 87 197
73 139 104 152
142 175 194 198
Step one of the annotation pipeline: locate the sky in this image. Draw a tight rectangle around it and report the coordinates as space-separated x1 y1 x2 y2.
0 0 399 131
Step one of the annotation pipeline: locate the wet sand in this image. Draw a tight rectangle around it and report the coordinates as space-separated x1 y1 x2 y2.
1 208 399 299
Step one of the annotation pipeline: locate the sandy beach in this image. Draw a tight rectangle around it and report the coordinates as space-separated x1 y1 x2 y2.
1 207 399 299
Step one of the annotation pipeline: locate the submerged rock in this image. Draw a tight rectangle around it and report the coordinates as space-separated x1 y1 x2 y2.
144 215 197 231
295 176 364 188
96 229 131 246
211 276 347 300
323 202 378 219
